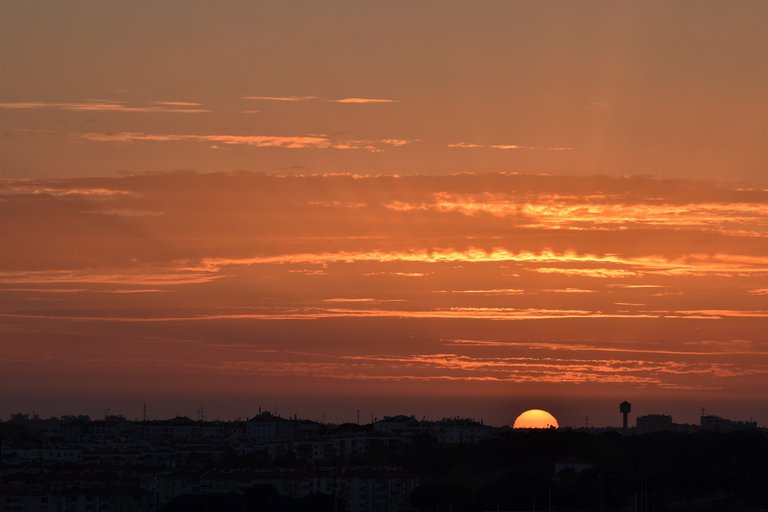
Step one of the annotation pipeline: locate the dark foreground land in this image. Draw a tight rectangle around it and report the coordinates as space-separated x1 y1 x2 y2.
1 416 767 511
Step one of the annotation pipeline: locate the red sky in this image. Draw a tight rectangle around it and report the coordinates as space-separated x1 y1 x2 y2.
1 1 767 426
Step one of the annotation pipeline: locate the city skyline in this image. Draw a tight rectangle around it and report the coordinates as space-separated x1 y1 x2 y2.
5 402 762 432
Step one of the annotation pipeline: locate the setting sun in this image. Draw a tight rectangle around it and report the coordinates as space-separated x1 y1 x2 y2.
513 409 559 429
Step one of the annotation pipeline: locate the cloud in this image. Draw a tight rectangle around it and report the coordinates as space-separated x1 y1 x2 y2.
81 132 332 149
332 98 398 104
152 101 203 107
188 249 768 278
9 305 767 323
76 343 763 388
0 100 208 113
383 192 768 236
533 268 642 278
432 288 525 295
332 138 414 152
448 142 573 151
79 132 415 152
241 96 318 102
1 183 131 197
0 307 611 323
0 269 223 287
321 298 379 303
1 287 168 294
241 96 398 104
446 339 768 356
543 288 598 293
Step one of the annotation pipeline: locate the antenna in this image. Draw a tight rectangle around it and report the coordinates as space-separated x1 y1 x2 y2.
356 409 360 425
143 403 147 422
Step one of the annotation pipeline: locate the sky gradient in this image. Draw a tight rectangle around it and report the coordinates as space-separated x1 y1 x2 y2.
1 1 767 426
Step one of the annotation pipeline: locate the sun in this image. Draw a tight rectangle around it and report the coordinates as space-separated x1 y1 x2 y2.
513 409 559 429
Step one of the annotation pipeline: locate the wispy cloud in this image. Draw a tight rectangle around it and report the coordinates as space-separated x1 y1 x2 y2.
180 349 767 387
1 183 130 197
383 192 768 235
448 142 573 151
81 132 332 149
151 101 203 107
543 288 598 294
1 287 168 294
241 96 398 104
80 132 415 152
0 269 223 287
0 100 208 113
188 249 768 278
9 305 766 323
433 288 525 295
447 339 768 356
332 98 398 104
332 138 414 152
0 307 644 323
533 268 641 278
241 95 318 102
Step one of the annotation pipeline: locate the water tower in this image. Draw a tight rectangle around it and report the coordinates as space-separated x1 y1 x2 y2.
620 401 632 430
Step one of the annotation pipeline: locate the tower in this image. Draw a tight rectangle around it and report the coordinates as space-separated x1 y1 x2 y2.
620 401 631 430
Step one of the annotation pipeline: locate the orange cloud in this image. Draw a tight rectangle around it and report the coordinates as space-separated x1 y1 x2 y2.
446 339 768 356
333 98 398 104
79 132 414 152
2 182 131 197
432 288 525 295
188 249 768 277
240 96 398 104
0 305 709 323
533 268 641 278
448 143 573 151
0 100 207 113
242 95 318 101
0 269 223 287
384 192 768 235
152 101 203 107
81 132 331 148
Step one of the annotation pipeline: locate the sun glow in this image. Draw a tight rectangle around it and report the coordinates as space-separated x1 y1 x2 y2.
513 409 559 429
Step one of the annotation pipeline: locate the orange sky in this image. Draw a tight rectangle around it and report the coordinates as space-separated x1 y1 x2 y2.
2 173 767 425
1 1 767 426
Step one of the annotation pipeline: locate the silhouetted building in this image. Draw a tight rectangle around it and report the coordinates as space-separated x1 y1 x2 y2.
619 401 631 430
246 411 294 442
700 414 758 432
636 414 673 434
373 415 420 433
429 418 491 444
